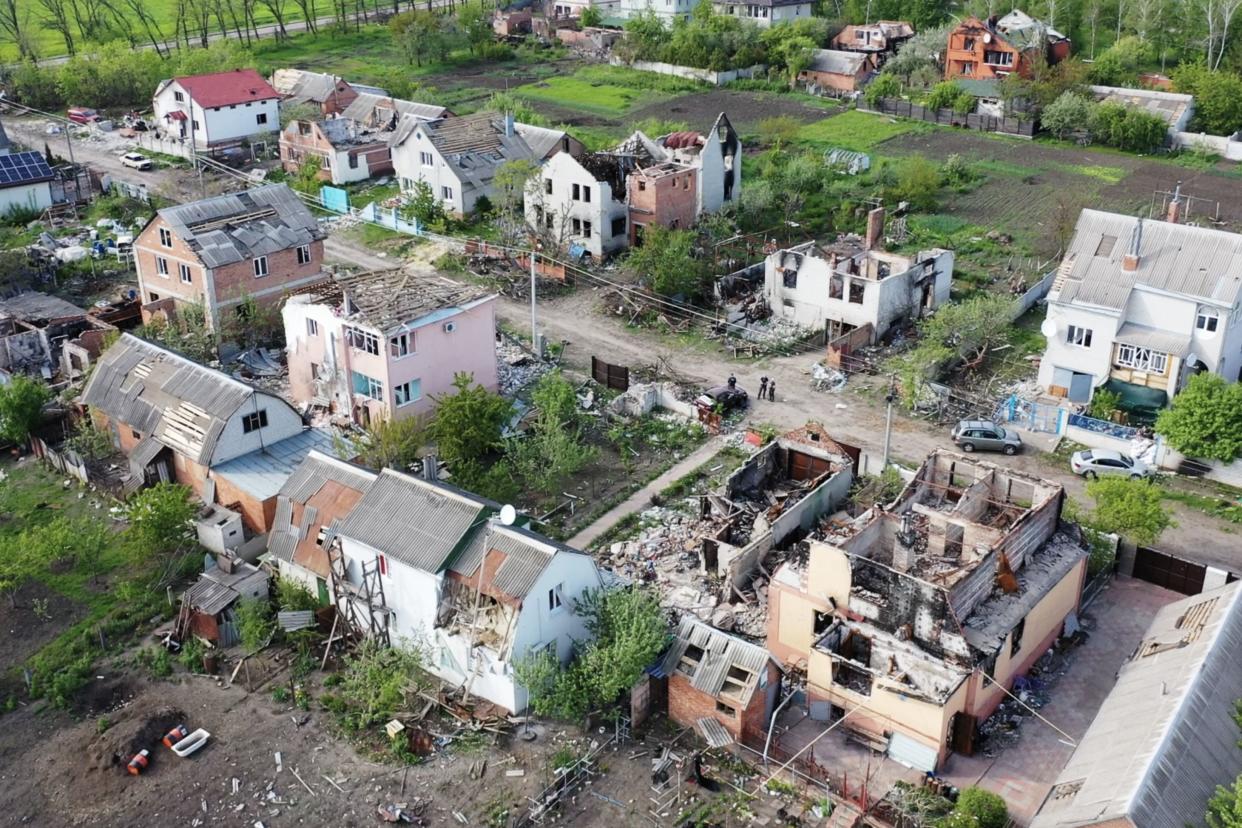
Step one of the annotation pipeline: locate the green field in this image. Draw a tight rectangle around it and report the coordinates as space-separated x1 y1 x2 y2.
514 75 675 117
793 109 924 152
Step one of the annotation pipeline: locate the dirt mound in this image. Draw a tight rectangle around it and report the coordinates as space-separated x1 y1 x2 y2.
73 676 137 716
83 706 186 773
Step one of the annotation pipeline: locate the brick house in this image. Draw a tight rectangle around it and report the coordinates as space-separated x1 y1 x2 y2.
152 68 280 151
945 11 1070 81
798 49 876 94
628 163 698 246
280 118 394 185
281 267 498 426
661 616 782 746
81 334 342 532
830 20 915 56
134 183 328 332
269 68 369 116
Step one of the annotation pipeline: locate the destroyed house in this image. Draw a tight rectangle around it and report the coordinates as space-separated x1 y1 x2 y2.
767 451 1086 770
764 207 953 344
265 450 378 604
279 116 395 186
0 291 114 383
830 21 915 55
701 424 856 596
333 468 607 712
1032 581 1242 828
661 616 782 747
945 11 1070 81
281 267 498 424
81 334 339 532
525 150 634 259
269 69 366 116
134 183 328 332
180 556 269 645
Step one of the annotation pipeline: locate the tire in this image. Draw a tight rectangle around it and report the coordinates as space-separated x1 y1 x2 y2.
1085 470 1098 480
1130 473 1143 480
1003 445 1017 456
961 442 975 452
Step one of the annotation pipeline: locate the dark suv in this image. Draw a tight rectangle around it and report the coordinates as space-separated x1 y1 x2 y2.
951 420 1022 455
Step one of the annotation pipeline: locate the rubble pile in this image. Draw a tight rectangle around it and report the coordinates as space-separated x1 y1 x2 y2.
975 648 1068 757
496 339 549 396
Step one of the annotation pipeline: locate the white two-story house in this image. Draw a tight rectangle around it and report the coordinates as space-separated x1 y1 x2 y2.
525 151 632 259
333 469 608 712
1037 208 1242 410
152 69 281 151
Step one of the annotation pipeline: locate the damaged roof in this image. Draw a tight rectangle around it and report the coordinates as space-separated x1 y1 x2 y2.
156 183 325 269
338 468 489 572
1032 582 1242 828
0 291 87 322
448 523 565 601
1056 209 1242 309
210 427 342 501
81 333 283 466
342 92 447 127
183 559 268 616
270 68 353 106
661 616 775 707
298 267 493 334
268 450 377 579
805 49 870 76
515 122 574 160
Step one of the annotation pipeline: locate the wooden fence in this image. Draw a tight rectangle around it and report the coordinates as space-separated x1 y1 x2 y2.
864 99 1038 138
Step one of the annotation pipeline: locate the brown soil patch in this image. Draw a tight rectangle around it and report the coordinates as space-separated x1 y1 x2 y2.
628 88 835 133
0 581 85 674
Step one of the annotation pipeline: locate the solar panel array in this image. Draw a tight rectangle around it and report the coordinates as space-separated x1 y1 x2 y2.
0 152 53 185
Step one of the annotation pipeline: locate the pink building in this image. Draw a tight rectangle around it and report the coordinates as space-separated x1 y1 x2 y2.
282 268 498 425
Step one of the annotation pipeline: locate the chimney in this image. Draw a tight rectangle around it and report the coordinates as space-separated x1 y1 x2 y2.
423 453 439 482
504 112 515 138
1166 180 1183 224
865 206 885 251
1122 217 1144 272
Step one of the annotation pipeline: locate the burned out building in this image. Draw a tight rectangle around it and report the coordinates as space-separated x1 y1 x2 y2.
0 291 116 383
767 451 1087 771
763 207 953 344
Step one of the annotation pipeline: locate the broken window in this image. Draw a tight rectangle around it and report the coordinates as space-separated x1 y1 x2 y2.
832 661 871 696
829 273 844 300
677 644 705 677
813 610 832 636
1010 617 1025 657
715 701 737 717
548 584 564 612
721 665 755 701
611 217 626 238
848 280 865 304
390 332 413 358
782 268 797 289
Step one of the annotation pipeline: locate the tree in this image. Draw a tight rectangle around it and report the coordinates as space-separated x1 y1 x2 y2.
1089 35 1151 85
925 81 973 113
1085 476 1173 545
624 225 708 300
236 597 276 652
427 372 514 467
1042 91 1096 139
864 72 902 107
493 158 540 243
515 585 667 720
1207 775 1242 828
0 534 48 608
280 101 321 130
940 787 1008 828
509 371 595 495
1173 64 1242 135
0 374 50 445
348 413 428 471
390 9 445 67
406 180 447 227
125 482 196 559
884 23 951 84
580 5 601 25
889 155 942 212
457 1 492 55
1156 373 1242 462
1090 101 1167 152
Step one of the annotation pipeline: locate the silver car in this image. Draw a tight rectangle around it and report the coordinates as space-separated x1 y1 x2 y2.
1070 449 1153 480
951 419 1023 455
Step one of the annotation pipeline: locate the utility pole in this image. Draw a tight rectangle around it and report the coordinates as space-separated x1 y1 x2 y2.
529 248 538 356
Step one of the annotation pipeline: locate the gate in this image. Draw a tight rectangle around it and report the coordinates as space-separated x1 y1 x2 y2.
1133 547 1207 595
997 394 1065 434
591 356 629 391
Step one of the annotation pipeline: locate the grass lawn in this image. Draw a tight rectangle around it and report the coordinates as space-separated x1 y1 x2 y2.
794 109 924 152
514 75 673 118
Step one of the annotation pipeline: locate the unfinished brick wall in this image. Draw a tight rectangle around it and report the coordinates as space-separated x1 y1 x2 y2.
667 664 777 741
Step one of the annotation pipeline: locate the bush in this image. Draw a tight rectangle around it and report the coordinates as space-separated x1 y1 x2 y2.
1173 64 1242 136
1156 372 1242 462
925 81 973 115
1087 387 1122 420
276 578 321 611
864 72 902 107
1042 91 1096 140
1090 102 1167 153
236 598 276 653
941 787 1008 828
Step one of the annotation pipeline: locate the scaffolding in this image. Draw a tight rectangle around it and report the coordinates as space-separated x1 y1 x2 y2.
327 537 391 646
648 747 686 821
513 736 615 827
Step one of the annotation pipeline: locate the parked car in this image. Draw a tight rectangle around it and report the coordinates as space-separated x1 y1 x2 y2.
951 419 1023 455
66 107 100 124
699 384 748 412
1070 449 1153 480
120 152 153 171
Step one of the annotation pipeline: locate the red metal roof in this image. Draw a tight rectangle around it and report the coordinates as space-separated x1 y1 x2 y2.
174 69 279 108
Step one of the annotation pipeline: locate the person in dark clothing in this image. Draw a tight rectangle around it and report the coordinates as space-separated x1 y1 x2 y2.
727 374 737 389
758 376 768 399
767 380 776 401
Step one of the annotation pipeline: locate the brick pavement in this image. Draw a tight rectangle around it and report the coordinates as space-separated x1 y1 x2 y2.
939 575 1180 825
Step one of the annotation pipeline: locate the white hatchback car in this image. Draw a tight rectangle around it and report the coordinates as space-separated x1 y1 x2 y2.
1070 449 1153 480
120 152 152 170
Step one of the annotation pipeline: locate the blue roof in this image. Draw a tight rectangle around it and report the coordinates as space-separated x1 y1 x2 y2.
0 151 54 188
212 428 343 501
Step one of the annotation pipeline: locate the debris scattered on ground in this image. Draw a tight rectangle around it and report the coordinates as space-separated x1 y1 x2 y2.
496 339 549 396
810 362 847 392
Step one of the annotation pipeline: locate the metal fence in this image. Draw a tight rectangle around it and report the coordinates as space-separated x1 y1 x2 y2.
864 99 1038 137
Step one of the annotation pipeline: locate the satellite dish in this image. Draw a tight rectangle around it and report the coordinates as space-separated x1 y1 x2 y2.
1040 318 1058 338
499 504 517 526
983 32 992 43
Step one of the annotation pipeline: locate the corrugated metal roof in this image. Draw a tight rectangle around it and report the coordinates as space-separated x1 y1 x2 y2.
448 524 560 600
1032 582 1242 828
268 495 297 563
182 561 268 616
81 334 267 466
280 450 376 502
338 468 486 572
660 616 775 706
515 123 572 160
695 718 734 748
129 435 167 468
211 428 341 501
806 49 869 76
341 93 446 128
1057 210 1242 310
157 183 324 269
1114 322 1192 357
